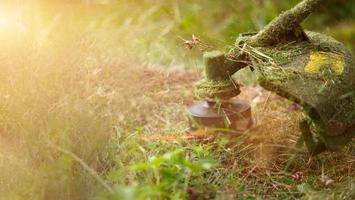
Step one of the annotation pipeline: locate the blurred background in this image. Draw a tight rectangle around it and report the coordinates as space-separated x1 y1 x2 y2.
0 0 354 200
0 0 354 68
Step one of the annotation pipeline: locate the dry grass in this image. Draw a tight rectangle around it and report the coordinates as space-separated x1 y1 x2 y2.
0 46 353 198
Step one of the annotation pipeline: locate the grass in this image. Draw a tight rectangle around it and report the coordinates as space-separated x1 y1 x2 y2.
0 1 354 200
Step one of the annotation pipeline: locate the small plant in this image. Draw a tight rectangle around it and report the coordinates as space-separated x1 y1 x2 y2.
105 148 217 200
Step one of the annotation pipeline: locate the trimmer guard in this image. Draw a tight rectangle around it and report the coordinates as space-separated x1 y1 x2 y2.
245 31 354 148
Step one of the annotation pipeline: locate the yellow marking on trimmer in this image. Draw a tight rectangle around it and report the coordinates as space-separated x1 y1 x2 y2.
305 51 344 75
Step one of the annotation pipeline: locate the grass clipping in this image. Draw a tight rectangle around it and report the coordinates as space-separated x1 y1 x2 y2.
195 78 240 100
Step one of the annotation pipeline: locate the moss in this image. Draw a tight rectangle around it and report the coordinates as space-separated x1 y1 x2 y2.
241 30 354 141
195 51 246 100
304 51 345 75
195 0 354 149
203 51 231 81
195 78 240 100
255 43 308 65
218 0 355 152
246 0 323 47
203 50 246 81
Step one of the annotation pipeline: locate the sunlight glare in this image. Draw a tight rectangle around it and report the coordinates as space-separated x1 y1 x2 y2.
0 17 9 27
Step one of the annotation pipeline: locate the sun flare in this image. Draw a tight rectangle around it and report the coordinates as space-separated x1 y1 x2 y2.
0 17 9 27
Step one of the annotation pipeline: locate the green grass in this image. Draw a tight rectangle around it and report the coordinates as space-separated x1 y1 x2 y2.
0 1 354 200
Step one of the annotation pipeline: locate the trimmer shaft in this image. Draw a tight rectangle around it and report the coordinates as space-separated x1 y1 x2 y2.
187 99 254 132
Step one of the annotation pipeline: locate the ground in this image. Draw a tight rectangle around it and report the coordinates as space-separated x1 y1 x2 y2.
0 59 353 199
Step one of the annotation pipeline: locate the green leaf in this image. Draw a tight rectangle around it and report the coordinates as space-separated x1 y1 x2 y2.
297 183 314 194
130 163 150 171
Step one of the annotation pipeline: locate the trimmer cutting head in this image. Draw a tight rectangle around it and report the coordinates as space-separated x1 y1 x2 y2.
187 99 255 132
186 49 255 132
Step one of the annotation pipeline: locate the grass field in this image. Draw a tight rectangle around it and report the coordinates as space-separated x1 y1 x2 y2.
0 1 354 199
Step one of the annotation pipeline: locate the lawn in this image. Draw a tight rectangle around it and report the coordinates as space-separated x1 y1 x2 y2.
0 0 354 199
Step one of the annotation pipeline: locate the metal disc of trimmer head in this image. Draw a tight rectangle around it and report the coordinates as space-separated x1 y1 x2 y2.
187 99 255 132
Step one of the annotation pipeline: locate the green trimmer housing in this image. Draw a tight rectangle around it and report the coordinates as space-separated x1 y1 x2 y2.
187 0 354 154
